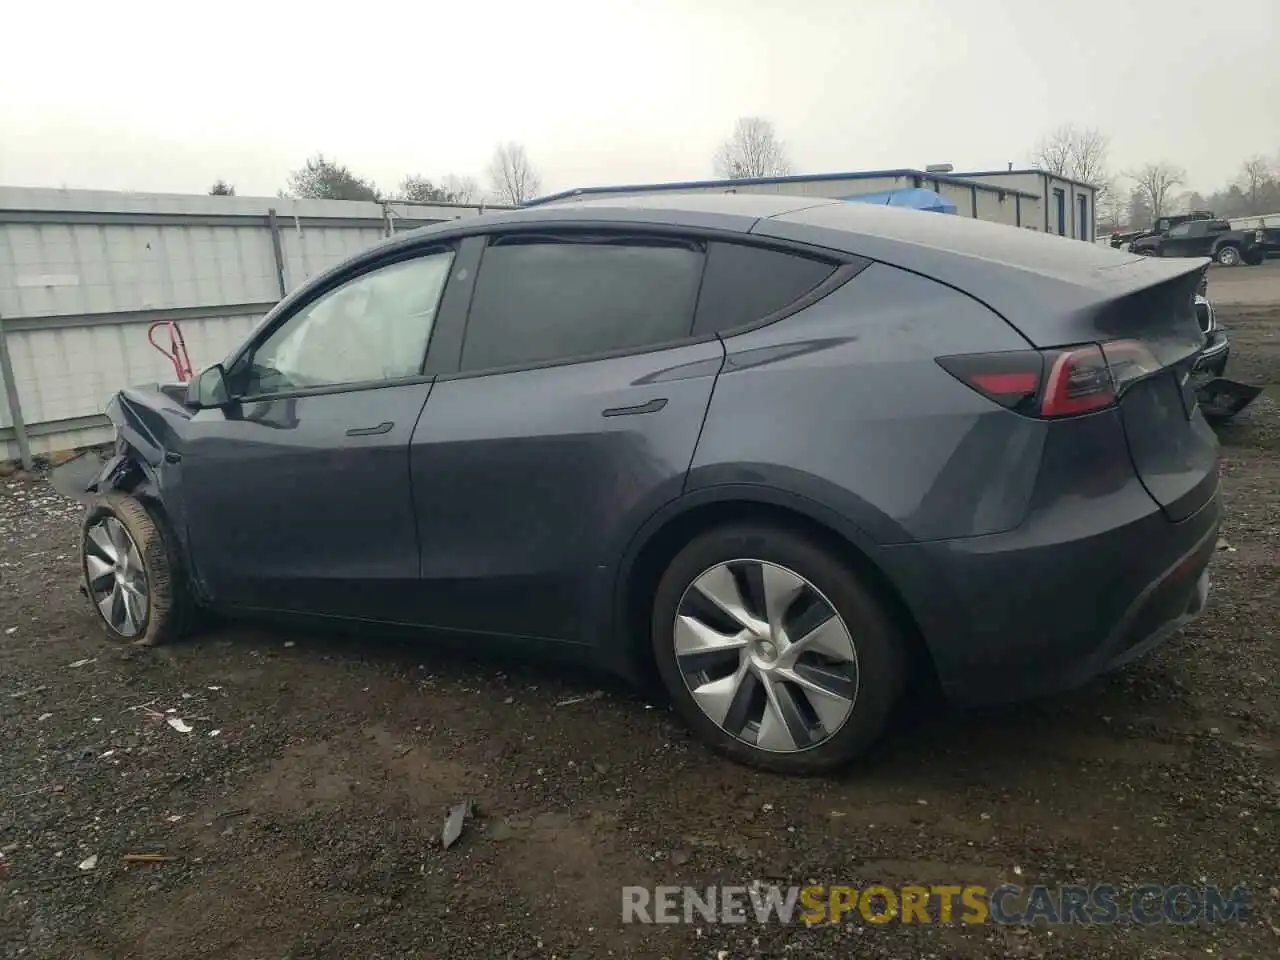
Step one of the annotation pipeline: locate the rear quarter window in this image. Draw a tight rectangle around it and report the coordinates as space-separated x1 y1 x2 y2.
693 242 838 335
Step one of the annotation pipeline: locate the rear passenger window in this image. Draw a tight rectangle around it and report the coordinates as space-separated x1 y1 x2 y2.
460 235 703 371
693 242 837 335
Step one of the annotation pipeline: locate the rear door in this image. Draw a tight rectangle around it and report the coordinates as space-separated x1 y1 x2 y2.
1161 222 1195 256
407 230 723 642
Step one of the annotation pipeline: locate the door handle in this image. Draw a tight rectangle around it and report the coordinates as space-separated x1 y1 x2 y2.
602 398 667 418
346 421 394 436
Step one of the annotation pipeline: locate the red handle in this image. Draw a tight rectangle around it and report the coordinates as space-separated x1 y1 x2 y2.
147 321 194 382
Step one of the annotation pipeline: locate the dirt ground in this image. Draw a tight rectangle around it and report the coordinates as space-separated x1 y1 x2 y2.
2 287 1279 959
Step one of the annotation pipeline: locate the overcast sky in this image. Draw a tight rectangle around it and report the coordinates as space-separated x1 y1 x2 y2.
2 0 1276 201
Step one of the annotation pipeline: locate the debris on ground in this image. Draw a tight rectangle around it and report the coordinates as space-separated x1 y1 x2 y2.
442 800 474 850
78 855 97 871
67 657 96 668
165 717 193 733
122 853 177 863
555 690 604 707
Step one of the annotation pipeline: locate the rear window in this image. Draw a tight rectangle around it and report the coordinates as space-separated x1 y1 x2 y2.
461 235 704 371
692 242 837 335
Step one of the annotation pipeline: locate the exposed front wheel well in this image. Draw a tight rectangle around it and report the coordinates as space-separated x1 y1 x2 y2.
619 499 937 694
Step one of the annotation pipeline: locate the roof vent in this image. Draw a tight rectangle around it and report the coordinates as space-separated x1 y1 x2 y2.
925 163 954 174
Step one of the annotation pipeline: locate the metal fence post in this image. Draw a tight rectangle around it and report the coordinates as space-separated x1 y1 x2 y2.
0 314 34 471
267 208 288 297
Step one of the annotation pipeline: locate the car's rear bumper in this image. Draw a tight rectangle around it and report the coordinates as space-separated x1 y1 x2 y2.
881 481 1221 706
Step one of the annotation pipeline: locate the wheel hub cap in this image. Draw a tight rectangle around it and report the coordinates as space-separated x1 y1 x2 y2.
84 516 148 639
673 559 860 754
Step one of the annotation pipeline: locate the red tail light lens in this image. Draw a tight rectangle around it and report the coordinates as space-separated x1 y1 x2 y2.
1040 345 1114 416
939 342 1148 419
935 351 1044 413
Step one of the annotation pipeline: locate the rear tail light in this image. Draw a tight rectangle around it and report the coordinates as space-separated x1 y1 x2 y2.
938 340 1162 419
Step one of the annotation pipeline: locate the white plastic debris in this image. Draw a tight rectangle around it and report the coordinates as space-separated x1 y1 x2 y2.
67 658 96 668
209 729 221 737
38 712 53 722
78 854 98 871
100 750 115 759
4 627 16 636
555 690 604 707
442 800 474 850
166 717 193 734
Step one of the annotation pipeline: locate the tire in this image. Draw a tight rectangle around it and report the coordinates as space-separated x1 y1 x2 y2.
1244 250 1264 266
651 523 906 774
1216 245 1242 267
81 493 196 646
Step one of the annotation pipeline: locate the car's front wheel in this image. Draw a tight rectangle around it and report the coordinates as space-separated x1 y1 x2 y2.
81 494 195 646
651 523 905 774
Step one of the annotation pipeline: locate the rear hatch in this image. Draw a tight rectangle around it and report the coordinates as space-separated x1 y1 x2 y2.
1096 268 1219 520
990 260 1218 522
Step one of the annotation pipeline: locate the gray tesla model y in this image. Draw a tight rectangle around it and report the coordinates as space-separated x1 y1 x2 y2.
81 194 1220 773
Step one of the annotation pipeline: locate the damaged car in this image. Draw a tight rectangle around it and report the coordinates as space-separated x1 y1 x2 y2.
1190 278 1263 420
82 195 1222 773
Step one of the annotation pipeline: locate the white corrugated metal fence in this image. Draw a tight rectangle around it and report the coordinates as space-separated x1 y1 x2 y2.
0 187 504 464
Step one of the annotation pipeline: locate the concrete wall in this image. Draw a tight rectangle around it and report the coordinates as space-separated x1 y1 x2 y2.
0 187 507 462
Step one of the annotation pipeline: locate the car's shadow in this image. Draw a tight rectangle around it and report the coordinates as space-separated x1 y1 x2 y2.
174 612 1194 783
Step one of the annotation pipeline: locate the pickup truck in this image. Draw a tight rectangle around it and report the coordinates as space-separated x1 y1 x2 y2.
1130 218 1267 265
1109 210 1215 249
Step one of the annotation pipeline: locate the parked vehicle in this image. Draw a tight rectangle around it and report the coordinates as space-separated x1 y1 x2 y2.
1228 213 1280 258
1131 218 1267 265
80 196 1221 774
1110 210 1215 249
1191 279 1263 420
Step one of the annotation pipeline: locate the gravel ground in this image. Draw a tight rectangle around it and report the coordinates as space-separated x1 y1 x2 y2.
2 305 1278 960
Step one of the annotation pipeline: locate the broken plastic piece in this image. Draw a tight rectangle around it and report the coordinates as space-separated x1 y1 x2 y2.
442 800 474 850
166 717 193 733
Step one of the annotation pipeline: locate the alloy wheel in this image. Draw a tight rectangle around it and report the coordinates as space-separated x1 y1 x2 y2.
84 516 149 638
672 559 859 753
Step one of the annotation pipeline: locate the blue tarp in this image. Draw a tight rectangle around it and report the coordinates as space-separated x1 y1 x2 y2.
839 186 958 214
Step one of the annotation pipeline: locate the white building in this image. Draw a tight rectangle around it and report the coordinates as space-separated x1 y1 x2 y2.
527 167 1097 241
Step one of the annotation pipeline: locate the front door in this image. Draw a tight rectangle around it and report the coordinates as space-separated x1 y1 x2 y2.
181 247 458 619
407 231 723 643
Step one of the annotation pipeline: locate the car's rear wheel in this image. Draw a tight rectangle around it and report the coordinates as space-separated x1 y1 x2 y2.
651 523 905 774
81 494 194 646
1216 245 1242 266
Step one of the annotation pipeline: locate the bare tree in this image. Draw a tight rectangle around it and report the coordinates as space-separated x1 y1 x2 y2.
1239 155 1273 212
1124 162 1187 221
1031 124 1111 187
442 174 479 204
1031 123 1115 213
488 142 541 205
208 179 235 196
713 117 792 179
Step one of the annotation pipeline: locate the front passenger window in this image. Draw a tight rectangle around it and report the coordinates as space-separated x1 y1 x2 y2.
242 250 455 396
